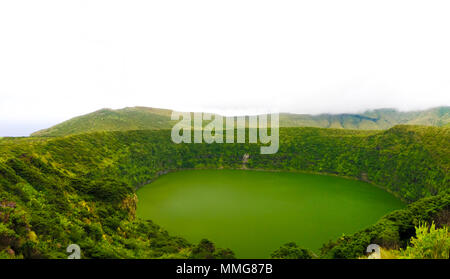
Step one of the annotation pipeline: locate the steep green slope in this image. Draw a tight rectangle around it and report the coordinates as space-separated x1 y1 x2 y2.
25 126 450 201
31 106 450 137
0 135 235 259
1 125 449 258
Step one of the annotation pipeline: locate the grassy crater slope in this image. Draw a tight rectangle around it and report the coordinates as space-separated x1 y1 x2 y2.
31 106 450 137
0 125 449 258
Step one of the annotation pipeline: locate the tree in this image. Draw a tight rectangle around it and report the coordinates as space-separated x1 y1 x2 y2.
271 242 314 259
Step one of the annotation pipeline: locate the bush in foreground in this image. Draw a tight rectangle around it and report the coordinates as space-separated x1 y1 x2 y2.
399 222 449 259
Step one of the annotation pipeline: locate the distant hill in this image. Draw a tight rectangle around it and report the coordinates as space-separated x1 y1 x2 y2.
279 106 450 129
31 106 450 137
31 107 176 137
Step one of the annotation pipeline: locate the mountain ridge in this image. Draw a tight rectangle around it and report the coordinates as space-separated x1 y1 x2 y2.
31 106 450 137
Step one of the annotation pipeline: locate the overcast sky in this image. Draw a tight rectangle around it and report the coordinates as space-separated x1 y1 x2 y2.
1 0 450 136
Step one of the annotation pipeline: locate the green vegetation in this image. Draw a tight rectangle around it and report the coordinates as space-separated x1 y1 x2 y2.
31 106 449 137
359 222 450 259
399 222 449 259
136 169 405 258
31 107 176 137
271 242 315 259
280 106 450 130
189 239 235 259
320 195 449 258
1 125 449 258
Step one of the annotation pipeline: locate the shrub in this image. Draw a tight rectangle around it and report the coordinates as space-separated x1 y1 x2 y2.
399 222 450 259
271 242 314 259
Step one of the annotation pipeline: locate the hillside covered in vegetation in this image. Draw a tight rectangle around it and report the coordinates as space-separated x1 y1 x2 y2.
31 106 450 137
1 125 449 258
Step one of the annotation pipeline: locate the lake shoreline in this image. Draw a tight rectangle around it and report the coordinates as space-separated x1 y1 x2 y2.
135 166 408 203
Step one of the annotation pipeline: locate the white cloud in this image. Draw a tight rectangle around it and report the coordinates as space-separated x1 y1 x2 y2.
1 0 449 135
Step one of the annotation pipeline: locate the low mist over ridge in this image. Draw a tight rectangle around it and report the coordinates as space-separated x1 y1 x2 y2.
30 106 450 137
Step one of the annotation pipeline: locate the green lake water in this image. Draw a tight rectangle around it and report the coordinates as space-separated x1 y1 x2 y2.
136 169 405 258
